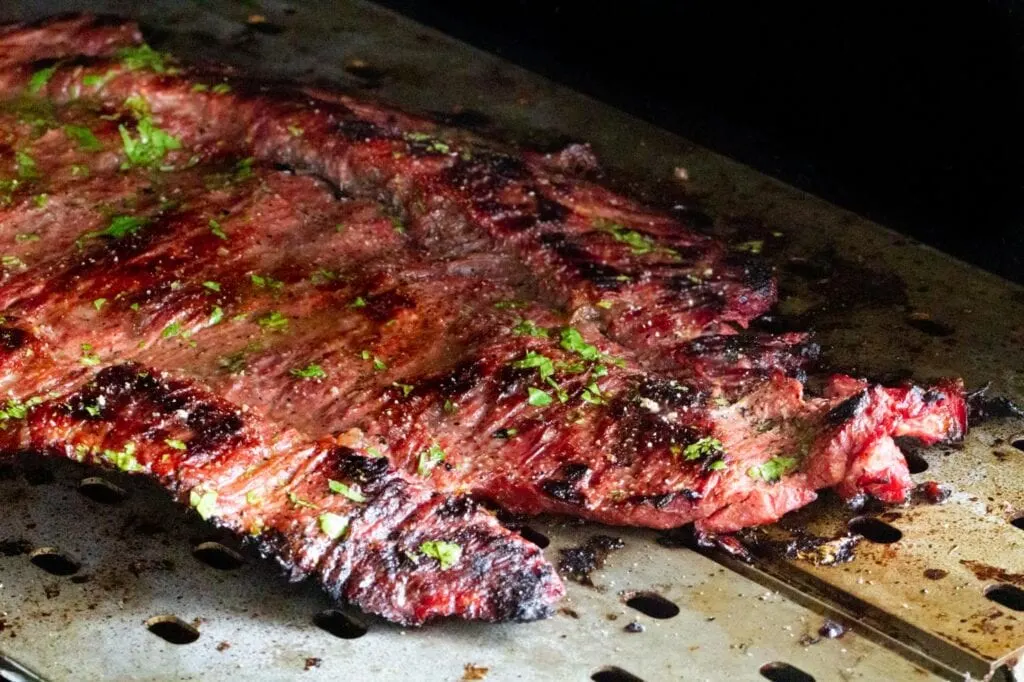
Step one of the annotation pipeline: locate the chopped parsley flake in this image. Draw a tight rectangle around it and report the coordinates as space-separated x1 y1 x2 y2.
417 442 446 477
392 382 414 397
92 298 106 311
596 299 614 309
328 479 366 503
511 318 549 338
287 124 304 137
318 512 349 540
559 327 601 361
116 44 173 73
164 438 187 451
82 72 115 88
527 387 552 407
118 97 181 169
310 269 337 284
581 381 605 405
512 350 555 381
250 273 284 291
257 311 289 332
84 404 101 417
79 343 100 366
1 255 26 270
747 456 798 483
189 489 218 520
78 215 149 246
595 219 676 257
0 396 43 424
27 65 57 94
443 399 458 414
493 427 517 439
208 306 224 325
287 492 318 509
161 322 182 339
32 193 47 208
349 296 367 308
208 219 228 240
419 540 462 570
15 151 37 179
291 363 327 380
202 281 221 292
211 83 232 94
64 125 103 152
102 441 141 472
708 459 727 471
680 436 724 461
15 233 39 243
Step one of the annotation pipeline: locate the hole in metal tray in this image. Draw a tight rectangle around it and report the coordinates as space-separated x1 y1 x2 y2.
518 525 550 548
591 666 645 682
848 516 902 544
624 592 679 619
29 547 80 576
313 609 368 639
760 662 816 682
191 541 245 570
985 584 1024 612
1012 438 1024 453
145 615 200 644
1011 515 1024 531
78 476 127 504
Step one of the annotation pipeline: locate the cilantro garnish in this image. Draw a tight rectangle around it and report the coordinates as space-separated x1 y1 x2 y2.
77 215 149 247
417 442 446 477
202 281 221 292
594 219 676 257
116 44 173 73
287 492 318 509
328 479 366 503
511 318 549 338
257 311 289 332
15 151 37 179
291 363 327 380
93 298 106 311
27 65 57 94
511 350 555 380
118 97 181 169
79 343 100 366
0 396 43 424
747 456 798 483
318 512 349 540
419 540 462 570
680 436 724 461
102 441 142 472
250 273 284 291
392 382 414 397
208 219 228 240
164 438 187 451
189 489 218 520
64 125 103 152
161 322 182 339
527 386 552 407
348 296 367 308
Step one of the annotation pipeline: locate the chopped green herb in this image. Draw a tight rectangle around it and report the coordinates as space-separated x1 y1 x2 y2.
27 65 57 94
257 311 289 332
545 376 569 403
747 456 798 483
79 343 100 366
392 382 414 397
232 156 255 182
31 193 47 208
287 491 318 510
116 44 173 73
191 83 209 92
211 83 232 95
594 219 676 257
1 255 26 270
78 215 149 246
512 350 555 381
82 72 115 88
348 296 367 308
0 396 43 424
390 216 406 234
287 124 304 137
161 322 182 339
189 489 218 520
291 363 327 380
118 96 181 169
328 479 366 503
417 442 446 477
419 540 462 570
164 438 187 451
443 399 458 414
15 151 37 179
708 459 727 471
84 404 101 417
129 302 141 312
310 268 337 284
681 436 724 461
250 273 284 291
208 218 228 240
511 318 549 338
596 299 614 309
527 386 552 407
15 233 39 243
318 512 349 540
581 381 605 406
735 240 764 254
208 306 224 326
245 490 261 505
63 125 103 152
101 441 141 472
372 357 387 371
560 327 601 361
218 350 248 375
493 427 517 439
202 280 221 292
92 298 107 311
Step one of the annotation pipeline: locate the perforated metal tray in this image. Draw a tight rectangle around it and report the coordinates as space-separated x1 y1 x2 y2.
1 2 1023 680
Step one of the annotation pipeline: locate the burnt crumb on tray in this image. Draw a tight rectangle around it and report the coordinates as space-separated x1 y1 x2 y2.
558 535 625 585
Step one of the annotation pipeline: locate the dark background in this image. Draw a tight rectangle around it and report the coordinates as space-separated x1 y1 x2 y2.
376 0 1024 285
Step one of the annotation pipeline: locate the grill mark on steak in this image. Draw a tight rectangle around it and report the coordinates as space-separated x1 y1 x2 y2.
0 16 970 620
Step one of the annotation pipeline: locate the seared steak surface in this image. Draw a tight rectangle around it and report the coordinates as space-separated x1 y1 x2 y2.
0 15 966 624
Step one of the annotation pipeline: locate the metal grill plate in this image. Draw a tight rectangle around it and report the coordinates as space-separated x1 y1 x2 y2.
1 1 1023 680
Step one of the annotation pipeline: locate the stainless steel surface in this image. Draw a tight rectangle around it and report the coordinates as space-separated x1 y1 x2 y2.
1 1 1023 680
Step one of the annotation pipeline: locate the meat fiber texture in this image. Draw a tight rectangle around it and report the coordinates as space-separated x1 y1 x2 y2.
0 15 967 624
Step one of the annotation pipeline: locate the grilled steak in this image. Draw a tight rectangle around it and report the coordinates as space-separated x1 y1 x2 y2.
0 15 967 624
